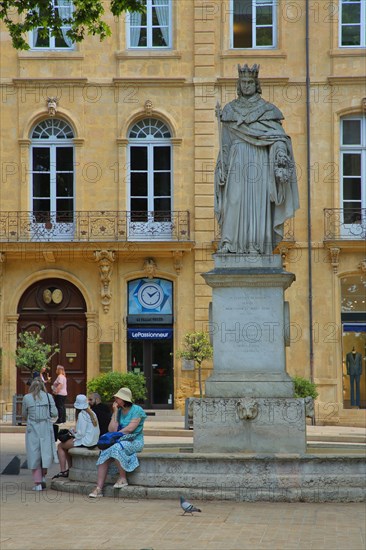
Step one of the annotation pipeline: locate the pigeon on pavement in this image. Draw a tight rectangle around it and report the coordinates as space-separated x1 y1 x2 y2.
179 496 202 515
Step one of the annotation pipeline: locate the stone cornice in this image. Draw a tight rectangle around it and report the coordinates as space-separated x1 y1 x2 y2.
220 50 287 59
113 77 187 87
115 50 182 60
12 78 88 85
217 77 289 86
327 76 366 85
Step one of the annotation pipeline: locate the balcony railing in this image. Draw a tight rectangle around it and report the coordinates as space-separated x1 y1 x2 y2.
324 208 366 241
214 216 296 243
0 211 190 243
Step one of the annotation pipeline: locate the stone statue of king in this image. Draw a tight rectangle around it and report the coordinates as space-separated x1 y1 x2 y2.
215 64 299 255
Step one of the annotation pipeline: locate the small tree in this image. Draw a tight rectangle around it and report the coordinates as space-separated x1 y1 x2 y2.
15 326 59 374
176 331 213 399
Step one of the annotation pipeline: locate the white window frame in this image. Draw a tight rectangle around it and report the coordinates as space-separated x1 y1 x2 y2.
126 0 172 49
339 0 366 48
30 0 74 50
340 116 366 237
127 118 173 240
30 119 75 241
230 0 277 49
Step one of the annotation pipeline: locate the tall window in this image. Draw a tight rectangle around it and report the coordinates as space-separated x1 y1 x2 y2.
128 118 172 237
340 0 366 47
31 119 74 238
127 0 171 48
340 116 365 232
31 0 73 49
232 0 276 48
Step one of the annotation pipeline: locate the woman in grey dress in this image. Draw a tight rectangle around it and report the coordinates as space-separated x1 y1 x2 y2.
22 378 58 491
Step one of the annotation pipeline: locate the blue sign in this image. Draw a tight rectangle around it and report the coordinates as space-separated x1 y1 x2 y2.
128 278 173 315
343 324 366 333
128 328 173 340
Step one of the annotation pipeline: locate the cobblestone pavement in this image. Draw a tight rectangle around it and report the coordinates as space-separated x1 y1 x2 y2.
1 432 365 550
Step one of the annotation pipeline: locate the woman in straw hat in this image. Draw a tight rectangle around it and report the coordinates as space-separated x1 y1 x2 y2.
53 394 99 479
89 387 147 498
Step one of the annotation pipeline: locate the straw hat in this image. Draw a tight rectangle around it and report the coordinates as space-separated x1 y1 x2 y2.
113 387 133 403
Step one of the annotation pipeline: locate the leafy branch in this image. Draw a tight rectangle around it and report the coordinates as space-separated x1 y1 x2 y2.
15 326 60 372
1 0 145 50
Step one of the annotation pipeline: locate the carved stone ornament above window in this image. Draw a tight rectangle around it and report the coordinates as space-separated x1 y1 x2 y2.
47 97 58 117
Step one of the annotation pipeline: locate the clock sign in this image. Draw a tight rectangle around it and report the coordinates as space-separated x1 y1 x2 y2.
137 282 165 310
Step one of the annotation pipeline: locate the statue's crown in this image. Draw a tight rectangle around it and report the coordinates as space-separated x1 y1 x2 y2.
238 64 260 79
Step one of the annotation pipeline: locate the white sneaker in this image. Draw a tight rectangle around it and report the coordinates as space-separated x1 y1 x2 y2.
32 484 43 491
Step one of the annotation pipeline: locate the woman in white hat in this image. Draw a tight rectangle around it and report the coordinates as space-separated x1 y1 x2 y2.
89 387 147 498
53 394 100 479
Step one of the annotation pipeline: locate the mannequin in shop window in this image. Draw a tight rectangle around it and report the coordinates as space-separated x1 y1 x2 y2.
345 347 363 407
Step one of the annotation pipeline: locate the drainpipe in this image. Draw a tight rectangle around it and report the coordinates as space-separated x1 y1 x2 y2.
305 0 314 386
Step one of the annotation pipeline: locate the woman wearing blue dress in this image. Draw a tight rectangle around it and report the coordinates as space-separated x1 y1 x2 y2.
89 387 146 498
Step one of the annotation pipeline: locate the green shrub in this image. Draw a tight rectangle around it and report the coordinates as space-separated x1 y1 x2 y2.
292 376 319 399
86 371 147 403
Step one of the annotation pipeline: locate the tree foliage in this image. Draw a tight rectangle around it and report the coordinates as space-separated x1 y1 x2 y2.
86 371 147 403
1 0 145 50
15 326 60 373
292 376 319 399
176 331 213 399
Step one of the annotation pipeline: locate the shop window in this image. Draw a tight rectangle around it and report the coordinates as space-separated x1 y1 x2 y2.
127 0 171 48
340 0 366 47
341 275 366 408
30 0 74 49
232 0 276 48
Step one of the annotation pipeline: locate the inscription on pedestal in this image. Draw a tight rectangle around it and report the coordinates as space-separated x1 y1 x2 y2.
212 287 285 372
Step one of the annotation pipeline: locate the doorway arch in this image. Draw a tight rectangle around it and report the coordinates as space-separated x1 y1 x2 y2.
17 278 87 404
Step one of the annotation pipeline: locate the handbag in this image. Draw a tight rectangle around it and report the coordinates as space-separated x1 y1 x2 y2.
97 431 123 450
46 392 59 442
97 431 136 450
58 429 75 443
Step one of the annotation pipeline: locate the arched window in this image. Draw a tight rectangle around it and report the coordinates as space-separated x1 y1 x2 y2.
128 118 172 239
30 119 75 240
340 115 366 236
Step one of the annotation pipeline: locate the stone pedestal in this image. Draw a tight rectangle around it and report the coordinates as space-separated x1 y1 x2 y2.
194 253 306 454
193 397 306 453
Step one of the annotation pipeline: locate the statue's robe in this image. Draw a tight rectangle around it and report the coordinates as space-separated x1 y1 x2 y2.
215 93 299 254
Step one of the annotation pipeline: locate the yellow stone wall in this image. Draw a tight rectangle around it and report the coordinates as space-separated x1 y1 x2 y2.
0 1 365 423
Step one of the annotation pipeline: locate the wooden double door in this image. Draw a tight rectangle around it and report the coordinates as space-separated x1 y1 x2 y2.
17 278 87 405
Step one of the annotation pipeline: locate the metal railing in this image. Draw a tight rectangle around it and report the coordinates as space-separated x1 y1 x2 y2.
324 208 366 241
0 211 191 243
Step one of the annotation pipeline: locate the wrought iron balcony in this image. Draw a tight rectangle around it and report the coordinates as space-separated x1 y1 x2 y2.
214 216 296 244
324 208 366 241
0 211 190 243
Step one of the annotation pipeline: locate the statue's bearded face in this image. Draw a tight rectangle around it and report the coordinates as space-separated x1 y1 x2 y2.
239 77 256 97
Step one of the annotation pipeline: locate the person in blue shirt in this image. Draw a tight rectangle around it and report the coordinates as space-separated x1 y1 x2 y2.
89 387 146 498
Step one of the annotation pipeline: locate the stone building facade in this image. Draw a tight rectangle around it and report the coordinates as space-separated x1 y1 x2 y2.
0 0 365 423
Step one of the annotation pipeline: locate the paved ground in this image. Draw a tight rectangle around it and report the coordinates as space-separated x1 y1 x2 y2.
1 428 366 550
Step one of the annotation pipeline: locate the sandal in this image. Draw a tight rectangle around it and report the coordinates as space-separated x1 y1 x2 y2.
88 487 103 498
52 470 69 479
113 478 128 489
